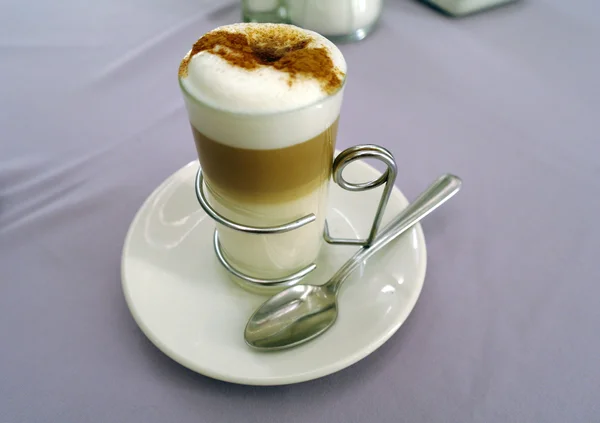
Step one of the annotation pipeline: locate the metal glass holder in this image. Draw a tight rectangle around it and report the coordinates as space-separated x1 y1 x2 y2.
195 144 398 289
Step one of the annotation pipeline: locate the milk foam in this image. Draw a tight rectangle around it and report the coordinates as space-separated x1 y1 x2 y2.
179 23 346 150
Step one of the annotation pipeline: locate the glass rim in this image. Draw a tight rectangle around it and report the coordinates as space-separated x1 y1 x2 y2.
178 58 347 117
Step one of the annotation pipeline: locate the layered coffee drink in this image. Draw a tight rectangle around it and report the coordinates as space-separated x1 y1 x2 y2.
178 23 346 285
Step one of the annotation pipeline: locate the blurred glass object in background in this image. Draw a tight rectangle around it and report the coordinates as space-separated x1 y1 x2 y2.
242 0 288 23
241 0 383 42
419 0 519 17
286 0 383 42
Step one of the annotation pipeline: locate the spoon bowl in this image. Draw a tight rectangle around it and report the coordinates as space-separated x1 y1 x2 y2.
245 285 338 350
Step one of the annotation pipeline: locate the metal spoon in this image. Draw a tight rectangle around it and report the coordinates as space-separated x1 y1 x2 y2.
244 174 462 351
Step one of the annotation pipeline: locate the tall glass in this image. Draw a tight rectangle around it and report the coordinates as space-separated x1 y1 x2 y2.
179 69 345 287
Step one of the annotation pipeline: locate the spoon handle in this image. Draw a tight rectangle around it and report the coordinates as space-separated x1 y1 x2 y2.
327 174 462 292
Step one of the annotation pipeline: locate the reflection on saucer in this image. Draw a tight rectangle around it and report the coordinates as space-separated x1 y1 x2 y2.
144 168 207 249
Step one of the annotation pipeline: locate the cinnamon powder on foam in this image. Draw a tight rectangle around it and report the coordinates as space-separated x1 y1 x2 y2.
178 26 345 94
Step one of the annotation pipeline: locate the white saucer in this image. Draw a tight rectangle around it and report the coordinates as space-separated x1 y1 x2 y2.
121 159 427 386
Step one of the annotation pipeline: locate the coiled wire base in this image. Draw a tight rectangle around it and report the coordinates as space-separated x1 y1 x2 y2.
195 144 398 290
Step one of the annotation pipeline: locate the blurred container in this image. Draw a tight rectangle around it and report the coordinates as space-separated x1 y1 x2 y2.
242 0 288 23
286 0 383 42
419 0 518 16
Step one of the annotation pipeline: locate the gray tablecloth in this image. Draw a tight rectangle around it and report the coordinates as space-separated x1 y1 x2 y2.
2 0 599 421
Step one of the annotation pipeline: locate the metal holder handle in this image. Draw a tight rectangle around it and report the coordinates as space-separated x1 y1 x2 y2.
325 144 397 246
195 144 398 288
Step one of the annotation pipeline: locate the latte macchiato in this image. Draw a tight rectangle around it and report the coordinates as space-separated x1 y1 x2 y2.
179 23 346 285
